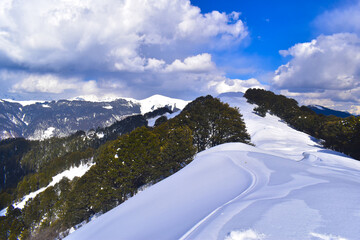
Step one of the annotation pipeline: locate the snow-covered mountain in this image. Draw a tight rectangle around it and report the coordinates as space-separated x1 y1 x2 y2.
0 95 188 140
307 105 354 118
65 92 360 240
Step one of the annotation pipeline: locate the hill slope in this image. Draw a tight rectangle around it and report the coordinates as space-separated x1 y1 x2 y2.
66 93 360 240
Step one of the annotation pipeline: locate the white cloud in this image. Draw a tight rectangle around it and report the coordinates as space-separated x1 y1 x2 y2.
0 0 248 100
0 0 247 72
274 33 360 91
11 74 77 94
145 58 166 71
273 33 360 114
314 1 360 35
164 53 215 72
310 232 348 240
208 77 266 95
350 105 360 115
5 71 107 98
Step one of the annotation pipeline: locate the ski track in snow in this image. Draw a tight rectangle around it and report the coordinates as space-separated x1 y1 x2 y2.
63 93 360 240
179 152 260 240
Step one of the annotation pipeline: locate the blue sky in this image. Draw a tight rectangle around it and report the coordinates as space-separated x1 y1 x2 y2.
191 0 347 77
0 0 359 114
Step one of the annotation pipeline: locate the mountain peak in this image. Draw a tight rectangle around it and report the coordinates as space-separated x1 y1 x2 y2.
138 95 189 115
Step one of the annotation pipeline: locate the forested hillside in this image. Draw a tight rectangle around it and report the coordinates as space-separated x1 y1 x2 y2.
244 89 360 160
0 114 149 210
0 96 250 240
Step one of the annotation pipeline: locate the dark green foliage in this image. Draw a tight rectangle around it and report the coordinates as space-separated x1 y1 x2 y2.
244 88 360 160
0 114 148 206
61 124 196 227
253 105 267 117
244 89 299 122
91 114 148 146
154 115 168 127
173 95 250 151
14 149 94 201
0 138 32 191
63 175 98 227
0 191 12 209
1 206 25 240
143 107 172 119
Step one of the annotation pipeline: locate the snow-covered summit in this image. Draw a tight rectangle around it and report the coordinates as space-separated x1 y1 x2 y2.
137 94 189 115
65 93 360 240
309 104 325 110
2 99 46 106
307 104 354 118
69 95 123 102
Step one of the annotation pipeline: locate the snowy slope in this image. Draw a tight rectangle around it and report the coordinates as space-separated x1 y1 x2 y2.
65 93 360 240
137 94 189 115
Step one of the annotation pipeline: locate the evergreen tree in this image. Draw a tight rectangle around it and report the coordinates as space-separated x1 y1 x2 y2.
173 95 250 151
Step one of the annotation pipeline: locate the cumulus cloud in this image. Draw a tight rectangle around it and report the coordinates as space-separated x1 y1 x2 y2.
0 0 248 99
164 53 215 72
0 70 110 99
274 33 360 91
11 74 78 94
0 0 247 72
273 33 360 114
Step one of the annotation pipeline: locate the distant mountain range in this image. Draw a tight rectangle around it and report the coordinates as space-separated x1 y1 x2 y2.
307 105 354 118
0 95 188 140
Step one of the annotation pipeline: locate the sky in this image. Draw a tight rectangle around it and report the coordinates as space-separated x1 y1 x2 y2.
0 0 360 114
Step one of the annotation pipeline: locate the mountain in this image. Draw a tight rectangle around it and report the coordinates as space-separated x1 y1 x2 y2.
65 93 360 240
0 95 188 140
308 104 354 118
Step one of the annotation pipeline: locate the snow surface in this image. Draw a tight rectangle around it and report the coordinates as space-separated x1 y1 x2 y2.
310 105 325 110
147 111 182 127
102 105 113 110
0 161 94 216
43 127 56 139
62 93 360 240
138 94 189 115
2 99 46 106
70 95 122 102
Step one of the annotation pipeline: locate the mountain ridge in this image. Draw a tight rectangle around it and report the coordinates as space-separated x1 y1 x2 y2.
307 104 354 118
0 95 188 140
